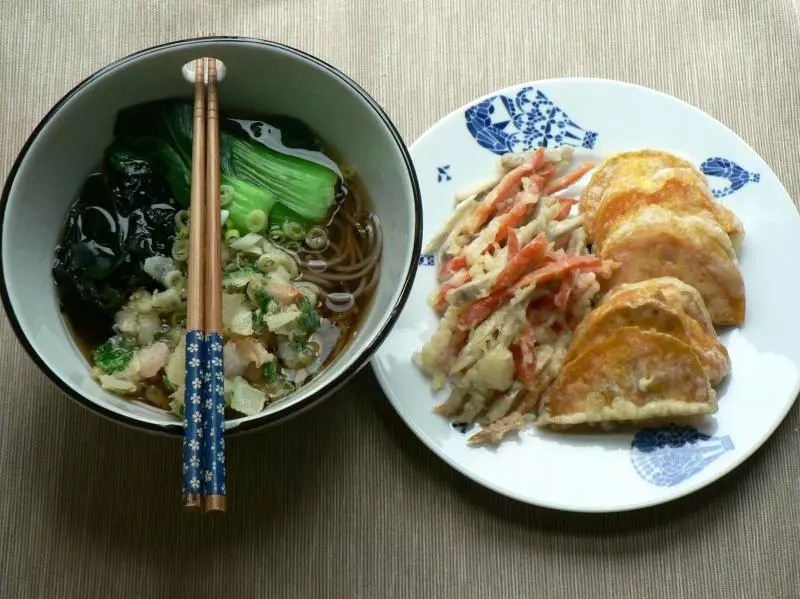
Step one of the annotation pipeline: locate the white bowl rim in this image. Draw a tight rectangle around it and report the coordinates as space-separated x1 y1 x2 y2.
0 36 423 436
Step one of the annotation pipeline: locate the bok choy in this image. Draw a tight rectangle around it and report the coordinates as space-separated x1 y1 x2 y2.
112 100 339 232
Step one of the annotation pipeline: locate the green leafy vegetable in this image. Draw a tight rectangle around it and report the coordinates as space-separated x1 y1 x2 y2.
113 101 338 225
297 296 319 334
291 336 308 353
109 138 191 207
163 373 178 392
255 291 273 313
251 310 265 334
93 336 136 374
262 361 277 383
52 154 179 318
224 136 337 223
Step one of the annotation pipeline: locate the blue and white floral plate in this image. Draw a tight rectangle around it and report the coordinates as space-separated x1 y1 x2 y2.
371 78 800 512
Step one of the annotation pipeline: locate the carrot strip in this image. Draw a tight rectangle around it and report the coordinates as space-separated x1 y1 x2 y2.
458 290 511 330
533 163 556 186
469 166 532 233
554 198 578 221
530 148 546 169
496 191 521 215
495 194 537 243
511 326 537 387
507 229 520 257
436 255 467 282
481 242 500 256
433 272 472 312
468 150 544 234
514 255 605 289
543 162 595 195
554 271 575 309
491 234 549 293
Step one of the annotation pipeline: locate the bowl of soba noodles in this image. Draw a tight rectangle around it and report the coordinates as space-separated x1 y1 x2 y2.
0 37 421 434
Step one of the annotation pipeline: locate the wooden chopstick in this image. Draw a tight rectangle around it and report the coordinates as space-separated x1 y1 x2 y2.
181 58 207 511
201 57 227 513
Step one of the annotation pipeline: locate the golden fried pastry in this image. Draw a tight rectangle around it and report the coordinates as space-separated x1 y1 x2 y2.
565 279 730 383
539 327 717 426
580 150 697 237
599 205 745 326
591 167 744 252
601 277 716 335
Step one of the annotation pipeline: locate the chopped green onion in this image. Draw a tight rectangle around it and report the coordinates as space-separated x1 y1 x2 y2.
172 238 189 262
164 270 185 289
282 221 305 241
168 312 185 328
220 184 235 207
175 210 190 232
305 225 328 250
225 229 241 244
256 254 276 273
246 209 268 232
269 227 286 244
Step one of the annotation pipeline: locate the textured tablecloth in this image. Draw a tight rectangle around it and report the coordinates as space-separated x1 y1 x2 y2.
2 1 800 597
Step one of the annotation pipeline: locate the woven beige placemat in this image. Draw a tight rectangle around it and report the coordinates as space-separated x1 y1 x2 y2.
1 1 799 598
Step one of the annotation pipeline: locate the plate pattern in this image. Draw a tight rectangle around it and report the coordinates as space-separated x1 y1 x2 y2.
465 87 598 154
700 157 760 198
631 425 734 487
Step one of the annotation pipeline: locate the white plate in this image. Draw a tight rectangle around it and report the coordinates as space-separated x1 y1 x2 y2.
371 78 800 512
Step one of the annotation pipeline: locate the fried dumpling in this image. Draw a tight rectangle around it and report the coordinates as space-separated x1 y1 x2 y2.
565 279 730 383
599 205 745 326
580 150 697 236
539 327 717 426
591 167 744 252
